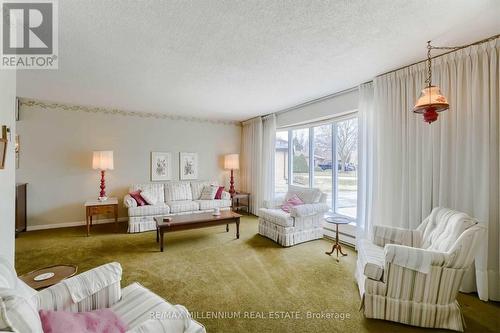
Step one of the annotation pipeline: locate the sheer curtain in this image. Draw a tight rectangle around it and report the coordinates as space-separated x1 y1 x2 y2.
356 82 377 242
241 115 276 215
368 38 499 301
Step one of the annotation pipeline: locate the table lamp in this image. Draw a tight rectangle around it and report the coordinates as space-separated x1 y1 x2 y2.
92 151 114 201
224 154 239 196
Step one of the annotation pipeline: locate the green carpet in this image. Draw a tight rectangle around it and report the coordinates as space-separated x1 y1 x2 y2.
15 216 499 333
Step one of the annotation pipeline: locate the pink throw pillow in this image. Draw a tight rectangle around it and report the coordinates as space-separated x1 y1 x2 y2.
214 186 225 200
281 194 304 213
129 190 147 206
39 308 127 333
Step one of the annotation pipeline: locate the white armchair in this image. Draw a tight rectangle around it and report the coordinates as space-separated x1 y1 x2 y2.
0 258 205 333
258 186 329 247
355 207 486 332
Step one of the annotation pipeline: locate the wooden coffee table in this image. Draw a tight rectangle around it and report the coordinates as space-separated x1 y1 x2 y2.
19 264 78 290
154 211 242 252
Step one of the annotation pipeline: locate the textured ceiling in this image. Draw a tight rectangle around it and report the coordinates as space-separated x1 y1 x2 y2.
17 0 500 121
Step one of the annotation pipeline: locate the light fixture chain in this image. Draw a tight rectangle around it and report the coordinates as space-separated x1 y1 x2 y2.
426 41 432 88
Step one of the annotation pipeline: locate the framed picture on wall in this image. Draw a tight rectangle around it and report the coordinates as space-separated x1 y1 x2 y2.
151 152 172 181
179 152 198 180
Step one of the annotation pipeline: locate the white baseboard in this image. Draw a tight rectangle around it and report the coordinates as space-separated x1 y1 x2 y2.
26 217 129 231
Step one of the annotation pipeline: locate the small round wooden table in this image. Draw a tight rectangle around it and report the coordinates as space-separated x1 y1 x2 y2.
19 264 78 290
325 216 350 261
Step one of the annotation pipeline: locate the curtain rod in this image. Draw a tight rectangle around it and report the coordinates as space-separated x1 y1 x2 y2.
246 33 499 123
244 86 358 123
374 33 499 79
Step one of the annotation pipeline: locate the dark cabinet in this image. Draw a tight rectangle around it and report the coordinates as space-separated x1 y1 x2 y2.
16 183 27 235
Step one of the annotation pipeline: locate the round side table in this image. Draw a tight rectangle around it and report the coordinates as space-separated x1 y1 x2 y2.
19 264 78 290
325 216 350 261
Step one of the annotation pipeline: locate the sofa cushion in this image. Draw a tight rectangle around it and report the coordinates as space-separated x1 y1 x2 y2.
111 283 190 332
167 200 199 213
357 239 385 281
39 308 127 333
200 185 217 200
259 208 294 227
165 182 193 201
129 190 147 206
190 181 216 200
286 185 321 204
140 190 159 205
130 184 165 204
195 199 232 210
128 203 170 217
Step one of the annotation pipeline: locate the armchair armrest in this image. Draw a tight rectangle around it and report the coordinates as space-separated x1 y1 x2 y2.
290 203 329 218
221 191 231 200
263 194 285 209
372 225 422 247
124 194 137 208
384 244 447 274
36 262 122 312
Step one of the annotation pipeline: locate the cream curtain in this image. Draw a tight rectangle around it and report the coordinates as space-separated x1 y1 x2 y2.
241 117 262 215
261 114 276 205
368 38 499 301
241 115 276 215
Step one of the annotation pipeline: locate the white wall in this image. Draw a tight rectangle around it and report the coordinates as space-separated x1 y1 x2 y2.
276 89 359 128
0 71 16 263
16 105 241 228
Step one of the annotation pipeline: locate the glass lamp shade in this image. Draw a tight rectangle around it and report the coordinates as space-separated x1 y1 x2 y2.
224 154 239 170
92 151 114 170
413 86 449 114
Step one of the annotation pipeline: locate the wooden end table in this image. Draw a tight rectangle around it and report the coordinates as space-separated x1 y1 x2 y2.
154 211 242 252
324 216 350 261
19 264 78 290
84 198 118 236
231 192 250 214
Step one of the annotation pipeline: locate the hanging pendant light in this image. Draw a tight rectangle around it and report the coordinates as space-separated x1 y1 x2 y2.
412 41 450 124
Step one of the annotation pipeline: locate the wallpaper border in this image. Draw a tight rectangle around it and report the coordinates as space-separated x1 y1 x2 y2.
19 98 242 126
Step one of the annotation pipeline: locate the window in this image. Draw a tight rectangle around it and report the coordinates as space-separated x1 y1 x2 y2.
274 131 289 194
335 118 358 219
313 124 333 207
274 116 358 221
291 128 310 187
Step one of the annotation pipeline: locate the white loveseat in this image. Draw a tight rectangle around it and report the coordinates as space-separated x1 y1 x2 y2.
0 257 205 333
355 207 486 331
258 186 329 247
124 181 232 233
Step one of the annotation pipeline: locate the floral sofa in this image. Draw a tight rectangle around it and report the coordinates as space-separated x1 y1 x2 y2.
258 185 329 247
0 257 205 333
124 181 232 233
355 207 486 331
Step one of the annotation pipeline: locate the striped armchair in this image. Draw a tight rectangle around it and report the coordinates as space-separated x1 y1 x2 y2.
355 207 486 331
0 258 205 333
